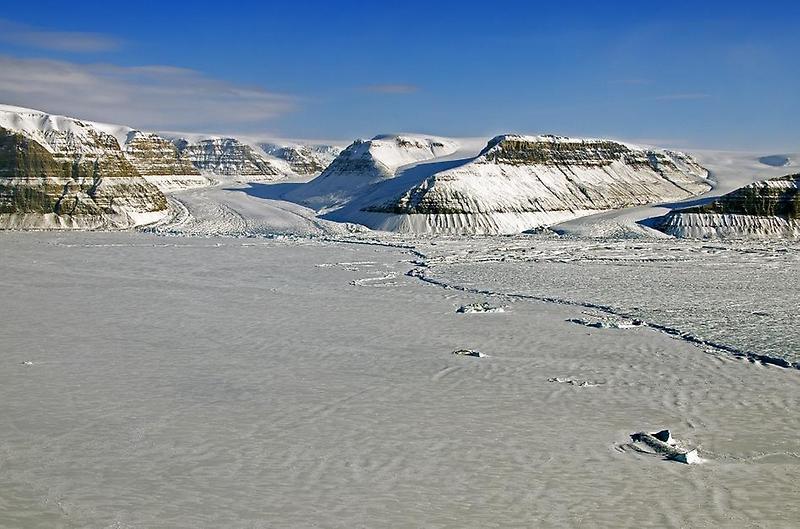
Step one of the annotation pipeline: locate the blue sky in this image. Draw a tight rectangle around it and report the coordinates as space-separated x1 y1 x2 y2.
0 1 798 149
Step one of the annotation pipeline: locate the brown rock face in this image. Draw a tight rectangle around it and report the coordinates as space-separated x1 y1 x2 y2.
124 132 200 176
0 127 168 229
176 138 283 177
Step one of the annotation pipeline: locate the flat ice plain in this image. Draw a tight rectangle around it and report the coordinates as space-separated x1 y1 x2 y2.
1 171 799 527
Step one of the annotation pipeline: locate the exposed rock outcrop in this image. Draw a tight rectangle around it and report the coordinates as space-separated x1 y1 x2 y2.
0 125 168 229
174 138 284 178
124 131 200 176
123 131 213 192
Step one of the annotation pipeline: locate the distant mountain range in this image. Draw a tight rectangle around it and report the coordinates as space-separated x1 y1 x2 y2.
10 104 798 237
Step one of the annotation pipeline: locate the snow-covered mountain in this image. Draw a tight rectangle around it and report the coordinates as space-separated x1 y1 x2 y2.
284 134 460 210
0 105 713 235
0 105 169 229
652 173 800 239
298 133 711 234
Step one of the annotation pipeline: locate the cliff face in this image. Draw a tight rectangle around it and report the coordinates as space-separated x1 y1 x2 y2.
480 136 706 175
653 174 800 239
0 110 169 230
175 138 283 177
313 134 710 234
124 131 200 176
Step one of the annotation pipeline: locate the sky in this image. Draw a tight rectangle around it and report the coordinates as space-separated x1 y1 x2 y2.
0 0 798 150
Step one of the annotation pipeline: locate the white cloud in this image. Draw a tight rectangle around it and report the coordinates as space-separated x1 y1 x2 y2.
0 18 121 53
0 55 297 130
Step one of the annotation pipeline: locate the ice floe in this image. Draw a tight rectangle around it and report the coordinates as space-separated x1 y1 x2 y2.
567 317 645 329
547 377 602 387
456 302 505 314
452 349 487 358
627 429 702 464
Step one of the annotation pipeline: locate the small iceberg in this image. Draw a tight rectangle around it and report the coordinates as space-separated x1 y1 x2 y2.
547 377 602 387
456 303 504 314
568 317 644 329
630 429 701 464
452 349 487 358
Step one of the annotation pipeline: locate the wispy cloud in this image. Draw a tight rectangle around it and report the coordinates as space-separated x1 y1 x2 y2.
0 18 121 53
363 84 419 94
652 93 711 101
0 55 297 130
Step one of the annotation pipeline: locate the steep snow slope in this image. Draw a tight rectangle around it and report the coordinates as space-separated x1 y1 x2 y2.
0 105 169 229
284 134 460 210
314 134 710 234
653 173 800 239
